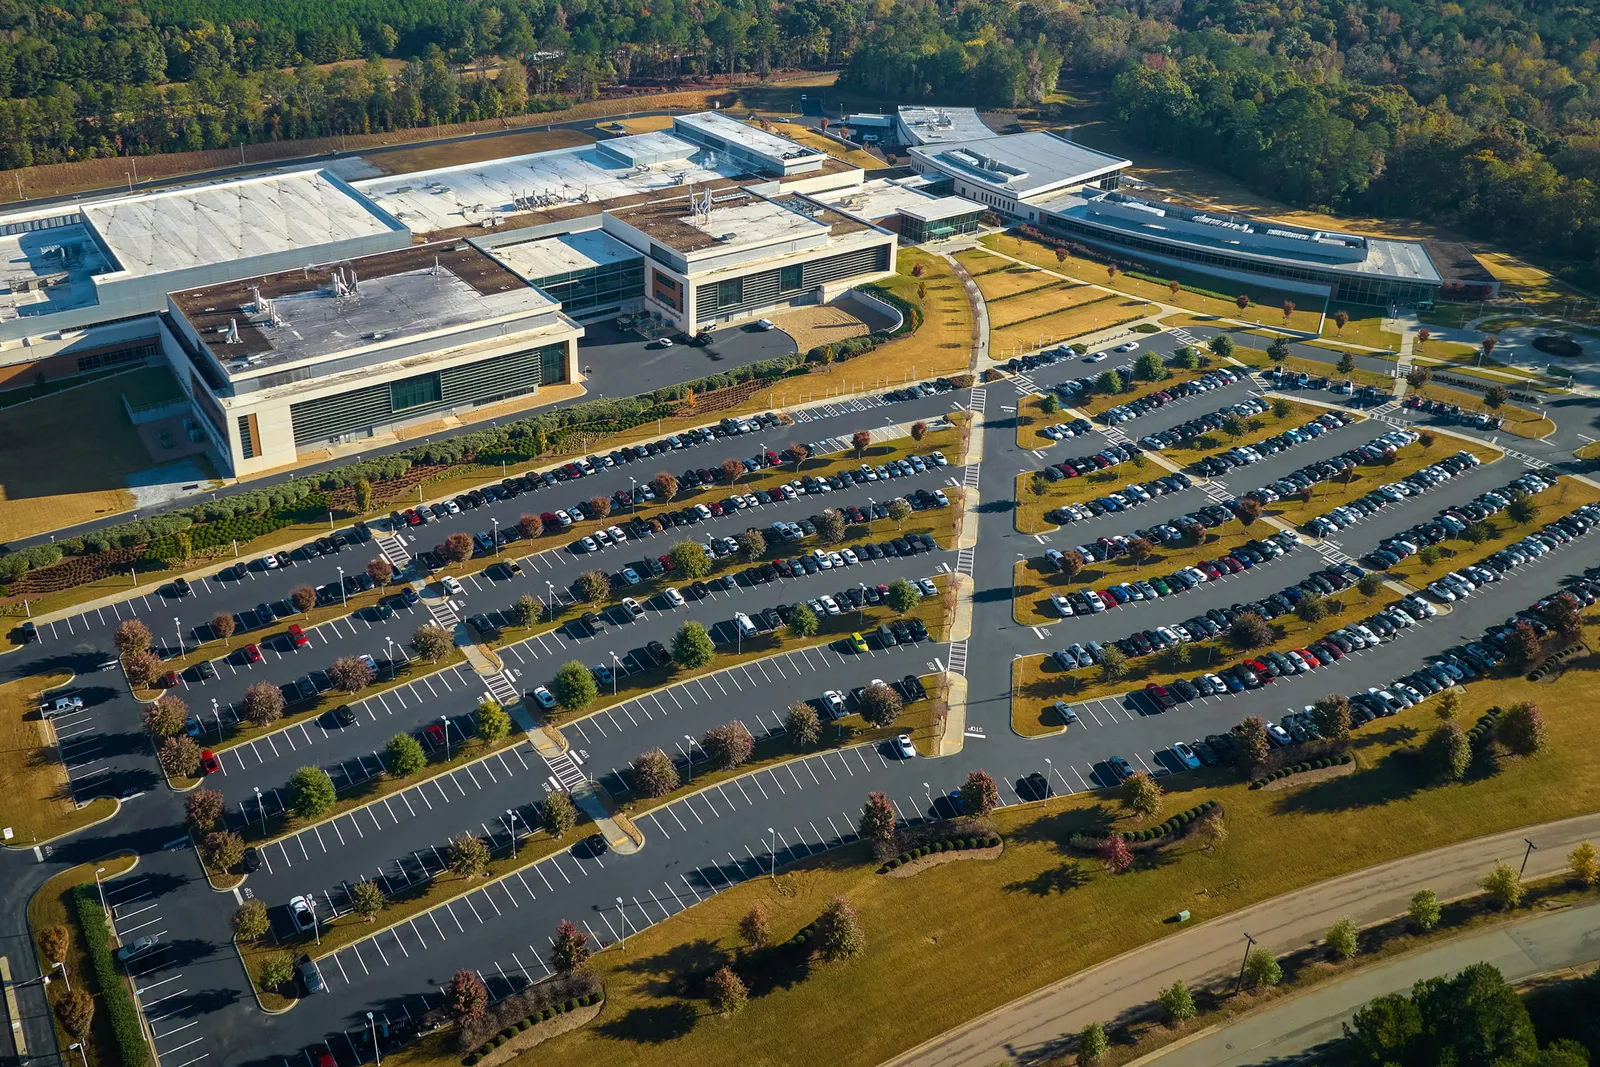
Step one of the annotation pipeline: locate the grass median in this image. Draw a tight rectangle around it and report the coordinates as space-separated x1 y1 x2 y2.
27 854 139 1067
1411 381 1555 439
1 671 119 844
1014 461 1163 535
381 617 1600 1067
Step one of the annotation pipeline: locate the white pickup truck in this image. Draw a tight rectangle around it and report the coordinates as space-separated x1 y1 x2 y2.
40 695 83 718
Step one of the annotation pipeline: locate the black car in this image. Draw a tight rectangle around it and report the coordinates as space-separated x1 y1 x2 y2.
172 577 192 597
902 674 927 700
242 847 262 873
1021 771 1053 800
333 704 357 727
646 639 671 667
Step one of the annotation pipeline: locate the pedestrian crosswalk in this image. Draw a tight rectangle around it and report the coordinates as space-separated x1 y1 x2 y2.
956 546 975 575
789 393 890 423
426 599 459 628
376 533 411 570
946 640 968 676
969 387 987 414
542 748 588 791
484 671 519 705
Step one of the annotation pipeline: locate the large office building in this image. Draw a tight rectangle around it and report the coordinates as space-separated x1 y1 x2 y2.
0 112 937 478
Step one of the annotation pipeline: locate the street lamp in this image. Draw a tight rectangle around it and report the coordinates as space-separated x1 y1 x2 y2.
337 566 346 607
254 786 265 832
212 697 222 741
767 828 777 879
385 636 396 680
1520 838 1538 877
1044 757 1054 809
858 582 868 623
684 734 695 783
68 1043 88 1067
173 616 183 657
1233 932 1258 993
610 651 622 695
308 892 321 945
923 781 933 815
368 1012 381 1067
505 808 519 859
52 959 69 992
616 895 629 948
491 517 500 557
547 581 556 622
441 715 451 759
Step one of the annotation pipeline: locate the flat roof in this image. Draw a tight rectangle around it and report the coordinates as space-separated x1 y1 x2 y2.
820 178 981 223
896 106 994 145
173 243 554 372
84 170 399 277
488 230 642 280
899 196 984 223
0 223 109 321
610 190 830 254
673 112 824 165
354 141 731 234
912 132 1129 198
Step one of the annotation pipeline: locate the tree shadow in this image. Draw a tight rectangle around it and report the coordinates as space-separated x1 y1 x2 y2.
616 937 726 999
1270 752 1429 814
1005 860 1089 896
593 1002 699 1044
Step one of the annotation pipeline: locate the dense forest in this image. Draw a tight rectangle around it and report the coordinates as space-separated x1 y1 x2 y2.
0 0 1596 278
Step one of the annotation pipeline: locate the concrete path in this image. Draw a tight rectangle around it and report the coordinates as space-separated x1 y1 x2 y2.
1155 898 1600 1067
883 810 1600 1067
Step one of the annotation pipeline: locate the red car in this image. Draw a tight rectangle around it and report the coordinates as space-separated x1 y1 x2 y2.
658 554 675 572
1144 682 1176 709
1247 658 1276 680
423 723 446 748
243 643 263 664
162 670 180 689
1296 647 1322 668
200 749 221 775
1199 561 1222 579
403 509 421 526
286 623 309 648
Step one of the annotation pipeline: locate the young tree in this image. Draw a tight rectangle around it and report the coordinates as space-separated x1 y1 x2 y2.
442 532 474 563
1358 572 1384 597
123 649 161 688
630 749 680 797
1333 309 1349 334
1058 549 1085 580
232 899 269 941
241 680 285 726
1126 536 1154 564
1194 813 1228 852
669 540 712 579
851 430 872 458
1230 611 1271 648
588 495 612 520
1436 690 1462 720
1244 947 1283 987
1503 622 1541 671
786 702 821 746
739 904 771 949
1235 294 1251 312
1099 644 1128 682
1337 352 1357 376
211 613 236 641
143 696 188 738
708 965 748 1014
39 925 71 965
519 513 543 539
158 735 201 778
789 443 810 472
1267 336 1290 365
366 558 393 587
910 421 928 442
541 791 576 838
1040 392 1061 415
553 660 599 711
1568 841 1599 887
815 508 847 544
1497 701 1547 756
859 791 895 841
1309 694 1352 742
1099 834 1133 874
788 602 820 638
653 472 679 502
353 478 374 513
1326 916 1360 960
672 620 716 669
1122 771 1163 818
1482 334 1499 359
1079 1022 1109 1064
201 830 245 871
386 733 426 776
185 786 225 831
258 952 296 991
1134 350 1169 381
1236 498 1263 526
410 623 453 662
448 832 489 878
510 593 540 628
1406 366 1432 389
1426 722 1471 782
1408 888 1442 931
550 920 592 974
815 896 864 962
1481 861 1524 909
474 699 510 741
884 578 919 616
702 721 755 769
327 655 375 693
738 528 766 562
959 769 1000 817
1282 299 1296 324
1167 279 1181 299
1029 470 1050 498
56 986 95 1038
1236 717 1271 767
575 569 611 604
446 969 488 1027
859 683 903 727
887 498 912 529
290 586 317 613
350 880 385 923
1158 979 1196 1023
1095 368 1125 394
115 618 153 655
1542 593 1584 643
1210 333 1235 359
1485 384 1510 410
289 766 337 819
1271 396 1293 419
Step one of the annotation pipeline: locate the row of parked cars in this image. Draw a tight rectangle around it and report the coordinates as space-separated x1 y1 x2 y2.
1241 427 1427 507
1422 501 1597 602
1302 447 1489 539
1361 470 1558 571
1098 368 1245 425
1136 395 1272 453
1402 394 1507 430
1189 409 1357 475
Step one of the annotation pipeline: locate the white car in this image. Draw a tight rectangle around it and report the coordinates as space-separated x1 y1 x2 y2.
621 597 644 619
1116 341 1139 352
841 549 859 566
755 318 775 331
822 690 847 717
893 734 917 759
289 895 316 931
606 525 628 542
651 337 674 348
917 578 937 597
1050 594 1073 618
260 554 280 570
441 576 463 596
664 587 686 607
930 451 948 466
1086 352 1108 362
819 595 841 615
933 489 949 507
579 536 598 553
812 549 834 570
531 686 557 710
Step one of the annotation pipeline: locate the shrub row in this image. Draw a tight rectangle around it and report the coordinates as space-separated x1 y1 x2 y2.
1528 643 1585 681
1250 753 1354 788
1467 706 1504 750
1131 322 1162 334
72 885 150 1067
1119 800 1221 843
855 282 921 336
462 993 603 1062
805 330 900 365
878 835 1001 872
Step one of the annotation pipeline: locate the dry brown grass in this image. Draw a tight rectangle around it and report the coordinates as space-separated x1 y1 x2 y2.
991 297 1144 355
366 128 593 176
972 267 1062 302
1 671 118 845
768 305 870 355
987 284 1107 328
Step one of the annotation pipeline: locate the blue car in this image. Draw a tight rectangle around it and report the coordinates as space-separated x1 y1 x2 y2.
1221 672 1245 693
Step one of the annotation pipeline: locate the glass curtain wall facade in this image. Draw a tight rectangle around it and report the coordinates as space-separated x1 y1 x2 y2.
528 259 645 319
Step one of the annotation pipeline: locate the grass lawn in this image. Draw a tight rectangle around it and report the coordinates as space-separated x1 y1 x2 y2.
1161 398 1334 461
1072 365 1215 418
1416 303 1483 329
1015 394 1068 450
1578 441 1600 462
1264 437 1503 529
979 232 1326 334
1230 343 1396 391
987 283 1106 328
972 266 1063 301
28 854 139 1067
378 618 1600 1067
0 671 119 844
1410 382 1554 439
1014 465 1160 535
991 297 1144 356
1413 341 1559 387
366 129 593 176
1320 305 1402 351
954 249 1012 276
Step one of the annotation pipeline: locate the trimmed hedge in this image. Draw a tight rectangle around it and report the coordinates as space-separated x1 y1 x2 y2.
855 282 921 336
1250 753 1354 789
72 885 150 1067
1084 800 1221 845
466 992 604 1059
877 835 1001 873
1466 706 1504 750
1528 643 1585 680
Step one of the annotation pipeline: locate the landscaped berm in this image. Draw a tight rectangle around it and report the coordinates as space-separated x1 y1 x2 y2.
375 623 1600 1067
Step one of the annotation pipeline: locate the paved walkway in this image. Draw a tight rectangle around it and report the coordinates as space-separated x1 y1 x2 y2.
883 810 1600 1067
1156 897 1600 1067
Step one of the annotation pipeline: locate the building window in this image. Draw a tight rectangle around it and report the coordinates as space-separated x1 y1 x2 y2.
652 269 680 311
76 342 156 373
390 373 442 412
237 414 259 459
717 278 744 307
779 264 803 292
539 344 567 385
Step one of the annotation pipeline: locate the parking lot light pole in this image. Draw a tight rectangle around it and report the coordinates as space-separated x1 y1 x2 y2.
767 828 777 879
610 652 621 695
1044 757 1054 810
212 697 222 740
546 582 556 622
337 567 346 607
441 715 451 760
923 782 933 816
505 808 519 859
308 893 320 945
1520 838 1537 877
254 786 265 832
52 959 69 992
386 636 396 679
69 1043 88 1067
368 1012 381 1066
858 583 868 623
684 735 695 783
94 867 108 916
616 896 628 948
174 616 183 657
1233 932 1258 993
492 518 500 557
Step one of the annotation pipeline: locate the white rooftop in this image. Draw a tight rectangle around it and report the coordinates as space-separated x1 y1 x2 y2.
489 230 642 280
597 131 701 168
911 132 1130 199
684 196 826 248
83 170 398 277
0 224 108 321
821 178 981 223
354 142 731 234
896 106 994 145
674 112 824 166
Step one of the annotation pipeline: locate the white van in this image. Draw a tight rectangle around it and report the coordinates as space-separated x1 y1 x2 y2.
734 612 758 639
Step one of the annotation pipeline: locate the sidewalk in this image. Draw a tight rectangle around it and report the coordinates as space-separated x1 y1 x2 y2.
883 810 1600 1067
